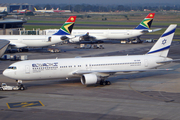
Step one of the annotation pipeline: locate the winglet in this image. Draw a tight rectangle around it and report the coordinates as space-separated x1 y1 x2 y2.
146 24 177 57
53 16 77 35
134 13 155 29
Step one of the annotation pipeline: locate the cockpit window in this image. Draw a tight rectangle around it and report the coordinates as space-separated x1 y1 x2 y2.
8 66 17 70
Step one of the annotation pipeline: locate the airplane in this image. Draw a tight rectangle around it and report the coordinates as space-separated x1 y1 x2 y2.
0 16 76 52
34 7 45 13
53 8 71 13
68 13 161 43
2 24 177 89
13 9 32 14
0 40 10 57
34 7 53 13
54 8 63 13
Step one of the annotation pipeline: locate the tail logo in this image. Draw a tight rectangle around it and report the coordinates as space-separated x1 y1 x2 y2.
61 22 74 35
61 16 76 35
71 17 74 21
135 13 155 29
162 39 167 45
140 18 153 29
53 16 76 35
150 14 153 17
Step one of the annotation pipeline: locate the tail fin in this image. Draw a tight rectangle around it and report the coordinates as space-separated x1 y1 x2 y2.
34 7 37 11
53 16 77 35
134 13 155 29
146 24 177 57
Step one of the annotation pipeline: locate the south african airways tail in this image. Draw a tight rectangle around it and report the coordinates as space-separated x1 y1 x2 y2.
53 16 77 35
134 13 155 29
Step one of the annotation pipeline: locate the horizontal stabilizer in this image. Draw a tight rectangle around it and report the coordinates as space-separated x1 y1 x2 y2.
148 28 162 33
157 59 180 64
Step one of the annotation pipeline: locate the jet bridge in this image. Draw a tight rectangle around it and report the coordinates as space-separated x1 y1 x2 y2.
0 40 10 57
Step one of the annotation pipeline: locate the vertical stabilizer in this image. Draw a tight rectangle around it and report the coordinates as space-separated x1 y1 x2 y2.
134 13 155 29
34 7 37 11
146 24 177 57
53 16 77 35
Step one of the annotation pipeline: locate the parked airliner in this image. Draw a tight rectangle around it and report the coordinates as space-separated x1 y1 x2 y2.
44 13 161 43
3 24 177 88
0 16 76 51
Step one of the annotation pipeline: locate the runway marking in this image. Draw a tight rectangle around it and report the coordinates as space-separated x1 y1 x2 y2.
6 101 44 109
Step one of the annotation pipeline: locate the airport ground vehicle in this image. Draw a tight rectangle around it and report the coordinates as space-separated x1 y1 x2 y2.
0 83 25 90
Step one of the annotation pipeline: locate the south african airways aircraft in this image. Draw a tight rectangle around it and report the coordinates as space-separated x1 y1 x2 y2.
3 24 177 89
0 16 76 51
70 13 160 43
45 13 161 43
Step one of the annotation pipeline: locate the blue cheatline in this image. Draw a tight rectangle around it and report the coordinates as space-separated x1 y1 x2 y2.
147 45 170 54
161 28 176 37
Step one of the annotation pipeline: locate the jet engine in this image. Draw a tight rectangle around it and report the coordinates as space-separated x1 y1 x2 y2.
60 36 69 40
81 74 98 85
69 36 81 43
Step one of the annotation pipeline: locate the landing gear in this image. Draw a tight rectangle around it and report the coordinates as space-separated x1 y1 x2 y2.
16 80 26 90
99 80 111 85
136 36 143 43
17 48 29 52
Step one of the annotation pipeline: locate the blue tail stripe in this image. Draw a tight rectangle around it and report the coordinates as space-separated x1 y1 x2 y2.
147 45 170 54
53 29 70 35
161 28 176 37
134 25 149 29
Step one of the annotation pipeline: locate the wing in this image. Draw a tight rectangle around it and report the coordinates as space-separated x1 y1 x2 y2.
9 42 27 48
71 32 106 42
72 69 173 76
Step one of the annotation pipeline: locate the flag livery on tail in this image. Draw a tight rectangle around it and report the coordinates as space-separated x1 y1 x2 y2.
147 24 177 57
53 16 77 35
135 13 155 29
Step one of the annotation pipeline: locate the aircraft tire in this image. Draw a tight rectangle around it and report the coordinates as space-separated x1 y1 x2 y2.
105 81 111 85
20 87 24 90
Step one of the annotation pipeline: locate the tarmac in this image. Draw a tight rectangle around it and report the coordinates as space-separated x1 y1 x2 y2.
0 40 180 120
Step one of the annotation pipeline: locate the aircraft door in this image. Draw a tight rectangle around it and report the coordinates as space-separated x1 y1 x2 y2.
126 30 132 35
105 30 109 37
43 36 51 42
19 37 22 43
144 59 148 67
48 37 51 42
25 65 30 74
86 64 92 70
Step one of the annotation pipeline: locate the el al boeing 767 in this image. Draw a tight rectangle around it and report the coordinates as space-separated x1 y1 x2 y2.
3 24 177 89
0 16 76 51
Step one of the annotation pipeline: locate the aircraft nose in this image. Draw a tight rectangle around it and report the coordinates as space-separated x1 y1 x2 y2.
3 69 9 77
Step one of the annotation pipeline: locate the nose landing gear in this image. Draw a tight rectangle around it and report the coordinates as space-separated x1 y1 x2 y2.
16 80 26 90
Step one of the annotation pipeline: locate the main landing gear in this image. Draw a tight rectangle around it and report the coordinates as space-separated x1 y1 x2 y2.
99 80 111 85
16 80 26 90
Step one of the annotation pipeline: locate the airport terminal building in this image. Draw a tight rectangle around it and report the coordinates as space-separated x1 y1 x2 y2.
0 3 34 13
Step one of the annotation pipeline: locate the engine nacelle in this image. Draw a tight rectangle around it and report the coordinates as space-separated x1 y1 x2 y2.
60 36 69 40
81 74 98 85
69 36 81 43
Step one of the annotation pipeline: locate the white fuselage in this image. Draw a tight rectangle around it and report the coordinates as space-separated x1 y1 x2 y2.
3 55 170 81
72 29 144 39
0 35 63 49
44 29 145 42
